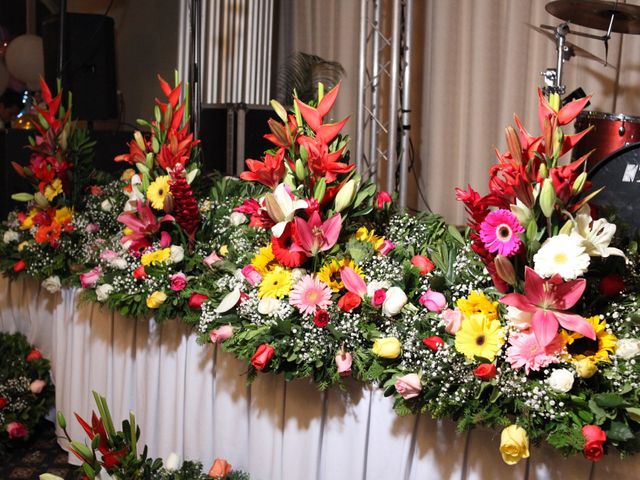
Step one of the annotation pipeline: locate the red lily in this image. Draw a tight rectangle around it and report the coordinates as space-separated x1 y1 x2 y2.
264 114 298 149
240 147 286 188
73 412 128 469
297 135 353 183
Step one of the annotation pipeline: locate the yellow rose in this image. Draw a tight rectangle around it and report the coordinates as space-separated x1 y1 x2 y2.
141 248 171 266
575 358 598 379
18 240 31 252
372 337 401 359
146 291 167 309
499 425 530 465
219 244 229 257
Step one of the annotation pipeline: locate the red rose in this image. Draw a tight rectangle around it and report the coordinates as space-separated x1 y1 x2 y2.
188 292 209 309
411 255 435 275
251 343 275 370
474 363 497 381
6 421 28 439
0 397 6 409
582 425 606 461
313 309 330 327
338 292 362 312
375 191 393 208
133 265 147 279
372 289 386 307
422 336 444 351
599 274 625 297
13 260 26 273
26 349 42 362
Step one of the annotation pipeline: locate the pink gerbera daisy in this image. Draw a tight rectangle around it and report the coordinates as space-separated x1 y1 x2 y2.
479 209 524 256
289 274 332 315
505 330 563 374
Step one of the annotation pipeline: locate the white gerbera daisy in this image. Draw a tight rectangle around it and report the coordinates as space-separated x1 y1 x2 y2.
533 234 590 280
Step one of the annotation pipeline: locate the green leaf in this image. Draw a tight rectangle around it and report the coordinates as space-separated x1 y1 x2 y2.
607 421 635 442
625 407 640 423
186 168 199 185
593 393 627 409
447 225 465 245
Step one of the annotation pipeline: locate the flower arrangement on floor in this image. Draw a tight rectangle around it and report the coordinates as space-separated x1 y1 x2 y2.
0 332 54 452
378 89 640 462
0 78 95 289
43 391 249 480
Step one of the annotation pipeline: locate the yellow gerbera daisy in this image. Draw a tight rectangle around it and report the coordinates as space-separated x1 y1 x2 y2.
317 258 364 292
258 266 292 299
455 313 504 361
251 244 278 275
141 247 172 266
44 178 63 201
354 226 385 251
562 315 617 363
147 175 171 210
54 206 73 224
457 291 498 321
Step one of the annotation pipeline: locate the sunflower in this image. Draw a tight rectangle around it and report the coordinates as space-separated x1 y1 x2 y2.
251 243 279 275
354 226 385 251
147 175 171 210
455 313 504 361
457 291 498 321
317 258 363 292
562 315 617 363
258 267 293 299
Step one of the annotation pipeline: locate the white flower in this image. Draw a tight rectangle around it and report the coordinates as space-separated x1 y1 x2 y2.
233 269 245 282
164 452 181 471
616 339 640 360
548 368 574 393
215 287 241 313
42 276 61 293
3 230 19 243
533 234 590 280
124 175 145 211
229 211 247 226
572 206 625 258
170 245 184 263
96 284 114 302
382 286 408 316
265 183 308 237
258 297 281 315
290 268 307 284
109 257 128 270
505 306 532 330
101 199 112 212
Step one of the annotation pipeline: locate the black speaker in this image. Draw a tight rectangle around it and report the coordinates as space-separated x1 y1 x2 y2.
42 13 118 121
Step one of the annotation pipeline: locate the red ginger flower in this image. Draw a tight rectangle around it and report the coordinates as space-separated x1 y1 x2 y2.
169 163 201 248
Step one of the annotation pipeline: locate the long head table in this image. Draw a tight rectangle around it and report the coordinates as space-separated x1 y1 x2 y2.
0 277 636 479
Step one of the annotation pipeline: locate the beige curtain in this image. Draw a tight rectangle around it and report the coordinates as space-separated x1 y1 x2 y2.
279 0 640 224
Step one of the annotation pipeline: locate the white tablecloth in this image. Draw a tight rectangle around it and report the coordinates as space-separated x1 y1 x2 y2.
1 276 637 479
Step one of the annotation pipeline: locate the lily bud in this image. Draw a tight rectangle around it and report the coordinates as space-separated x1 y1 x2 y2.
134 131 146 151
572 171 587 195
505 126 522 165
91 433 101 450
151 136 160 154
318 82 325 101
34 192 50 208
549 92 561 112
314 178 327 202
71 440 95 463
334 179 358 213
56 411 67 429
264 193 285 223
270 99 288 122
538 163 548 179
559 219 574 235
540 178 556 218
283 170 297 190
494 255 516 286
163 193 174 213
295 159 306 181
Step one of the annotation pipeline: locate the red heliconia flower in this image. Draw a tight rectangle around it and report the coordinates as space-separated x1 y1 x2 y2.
169 164 201 248
240 147 286 189
295 82 350 144
156 129 197 170
32 77 68 136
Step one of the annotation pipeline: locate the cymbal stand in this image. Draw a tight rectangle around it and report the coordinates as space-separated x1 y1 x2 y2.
542 22 570 96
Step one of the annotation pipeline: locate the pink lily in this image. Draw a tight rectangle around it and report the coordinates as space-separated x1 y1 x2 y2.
291 212 342 256
117 200 175 248
341 266 367 298
500 267 595 347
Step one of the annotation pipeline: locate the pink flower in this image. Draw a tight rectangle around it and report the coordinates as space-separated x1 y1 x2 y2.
210 325 233 343
289 275 333 315
6 421 28 439
241 265 262 286
419 289 447 313
335 351 352 377
170 272 187 291
117 200 175 251
505 330 563 374
341 266 367 298
395 373 422 399
30 379 46 394
479 209 524 257
85 223 100 233
442 308 463 334
501 267 595 347
411 255 435 275
188 292 209 309
372 289 386 307
99 249 118 261
79 266 102 288
291 212 342 257
378 239 395 256
160 231 172 248
203 250 222 267
375 191 393 208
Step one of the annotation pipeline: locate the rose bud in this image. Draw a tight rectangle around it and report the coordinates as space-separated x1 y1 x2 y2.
422 336 444 351
6 421 28 439
26 349 42 362
241 265 262 286
0 397 7 409
474 363 497 381
599 273 625 297
419 289 447 313
210 325 234 343
394 373 422 399
188 292 209 309
209 458 232 477
371 289 386 307
442 308 463 334
30 379 47 394
411 255 435 275
378 239 396 256
13 259 26 273
338 292 362 312
375 191 393 209
335 351 352 377
251 343 275 370
582 425 606 461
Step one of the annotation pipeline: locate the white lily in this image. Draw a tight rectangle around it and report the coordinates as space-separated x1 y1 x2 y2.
572 205 625 258
124 174 145 212
264 183 308 238
215 287 241 313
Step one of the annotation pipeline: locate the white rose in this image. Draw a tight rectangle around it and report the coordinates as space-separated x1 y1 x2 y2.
258 297 281 315
367 280 391 298
101 199 112 212
229 211 247 226
3 230 19 244
616 339 640 360
505 306 532 330
164 452 181 471
42 275 61 293
170 245 184 264
382 286 408 317
109 257 128 270
96 284 114 302
548 368 574 393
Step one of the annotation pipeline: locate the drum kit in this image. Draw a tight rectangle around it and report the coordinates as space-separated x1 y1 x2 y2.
538 0 640 231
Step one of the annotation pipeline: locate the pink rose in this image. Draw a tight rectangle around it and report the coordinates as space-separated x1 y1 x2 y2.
85 223 100 233
372 289 386 307
395 373 422 399
442 308 463 334
99 249 118 261
378 239 396 256
79 266 102 288
241 265 262 286
203 251 222 267
411 255 435 275
188 292 209 309
419 289 447 313
30 379 46 394
375 191 393 209
170 272 187 291
335 351 352 377
6 421 28 439
210 325 234 343
160 231 172 248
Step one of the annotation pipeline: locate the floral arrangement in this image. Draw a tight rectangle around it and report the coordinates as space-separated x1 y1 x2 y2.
0 332 54 452
45 391 249 480
377 90 640 462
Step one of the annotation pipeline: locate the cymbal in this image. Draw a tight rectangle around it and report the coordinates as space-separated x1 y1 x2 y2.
527 23 615 67
546 0 640 34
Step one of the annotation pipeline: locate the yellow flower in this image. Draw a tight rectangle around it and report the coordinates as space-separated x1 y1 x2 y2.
355 226 385 251
563 315 616 363
123 227 134 236
499 425 530 465
219 244 229 257
141 248 171 266
372 337 401 359
19 208 39 230
258 266 292 299
454 313 504 362
146 291 167 309
121 168 136 181
54 207 73 224
18 240 31 252
146 175 171 210
317 258 363 292
457 291 498 321
251 244 278 275
575 358 598 378
44 178 63 201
